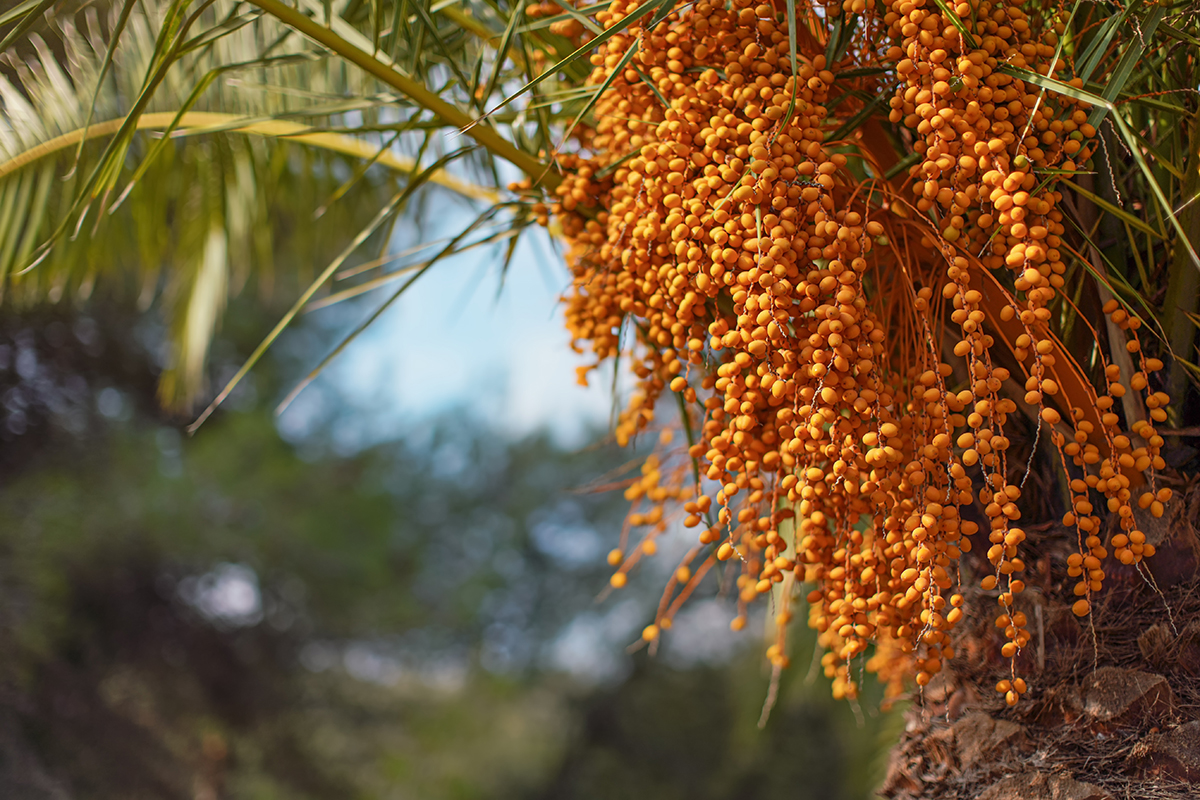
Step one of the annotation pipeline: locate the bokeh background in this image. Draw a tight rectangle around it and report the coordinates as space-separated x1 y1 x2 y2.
0 173 900 799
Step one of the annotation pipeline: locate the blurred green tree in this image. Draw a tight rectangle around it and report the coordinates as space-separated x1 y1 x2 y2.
0 306 896 799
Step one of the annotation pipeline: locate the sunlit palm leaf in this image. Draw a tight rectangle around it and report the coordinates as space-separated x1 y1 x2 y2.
0 0 515 407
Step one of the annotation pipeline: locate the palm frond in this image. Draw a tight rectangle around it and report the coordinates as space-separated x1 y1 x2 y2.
0 0 520 407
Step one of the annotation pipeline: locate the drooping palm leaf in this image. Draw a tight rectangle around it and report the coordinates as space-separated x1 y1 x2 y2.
0 0 521 407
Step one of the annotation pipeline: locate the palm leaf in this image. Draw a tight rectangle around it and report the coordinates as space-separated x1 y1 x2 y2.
0 0 533 407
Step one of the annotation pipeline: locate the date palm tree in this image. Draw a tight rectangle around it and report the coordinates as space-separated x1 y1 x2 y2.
2 1 1199 797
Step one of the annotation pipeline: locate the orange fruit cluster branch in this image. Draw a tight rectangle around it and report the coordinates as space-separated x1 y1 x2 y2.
525 0 1172 705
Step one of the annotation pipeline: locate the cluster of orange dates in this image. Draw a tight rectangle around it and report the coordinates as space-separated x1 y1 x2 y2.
537 0 1170 704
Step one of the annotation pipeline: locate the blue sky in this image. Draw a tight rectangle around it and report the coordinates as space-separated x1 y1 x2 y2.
276 189 619 452
263 186 757 681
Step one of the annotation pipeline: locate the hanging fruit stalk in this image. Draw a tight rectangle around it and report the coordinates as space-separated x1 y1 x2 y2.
528 0 1173 706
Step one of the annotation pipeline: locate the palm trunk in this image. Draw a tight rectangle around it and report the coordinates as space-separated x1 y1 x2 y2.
880 480 1200 800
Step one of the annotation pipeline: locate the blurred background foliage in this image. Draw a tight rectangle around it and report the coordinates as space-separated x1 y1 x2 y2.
0 294 898 798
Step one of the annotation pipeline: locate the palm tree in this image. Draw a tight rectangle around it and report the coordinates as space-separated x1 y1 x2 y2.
3 0 1199 797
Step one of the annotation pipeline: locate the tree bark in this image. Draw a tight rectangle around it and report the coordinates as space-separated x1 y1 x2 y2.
880 480 1200 800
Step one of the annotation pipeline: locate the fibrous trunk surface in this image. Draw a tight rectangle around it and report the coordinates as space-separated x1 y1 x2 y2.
881 480 1200 800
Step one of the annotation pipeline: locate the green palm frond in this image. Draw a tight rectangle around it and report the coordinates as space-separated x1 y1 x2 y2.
0 0 512 407
0 0 660 414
